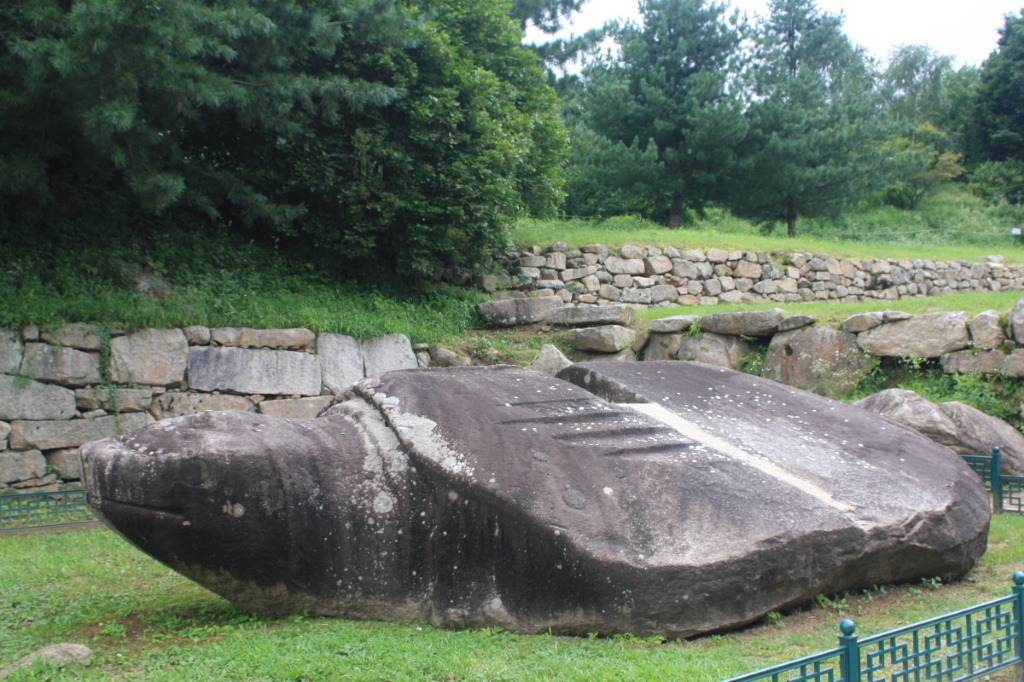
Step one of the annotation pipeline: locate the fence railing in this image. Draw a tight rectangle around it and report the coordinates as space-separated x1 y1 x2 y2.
962 447 1024 515
723 573 1024 682
0 488 93 531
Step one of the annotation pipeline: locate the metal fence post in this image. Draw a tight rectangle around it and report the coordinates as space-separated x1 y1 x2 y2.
1007 569 1024 675
993 446 1005 514
839 619 860 682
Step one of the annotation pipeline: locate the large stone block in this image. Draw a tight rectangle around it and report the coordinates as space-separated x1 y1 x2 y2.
210 327 316 350
19 343 101 387
476 297 564 327
259 396 334 420
677 332 750 370
362 334 418 378
40 323 103 351
188 347 322 396
567 325 636 353
0 449 46 485
75 387 154 413
149 392 256 420
544 305 635 327
319 334 365 394
0 375 76 421
81 364 987 639
763 327 873 399
699 310 782 336
110 329 188 386
969 309 1006 350
0 330 22 374
857 312 970 358
11 412 152 450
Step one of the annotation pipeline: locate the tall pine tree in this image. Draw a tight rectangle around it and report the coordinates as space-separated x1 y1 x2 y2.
730 0 888 235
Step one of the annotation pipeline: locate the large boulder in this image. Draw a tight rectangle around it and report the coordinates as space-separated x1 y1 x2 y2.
855 388 1024 476
763 326 873 399
476 297 563 327
856 312 971 358
544 305 635 327
699 310 782 336
676 332 750 370
81 364 988 639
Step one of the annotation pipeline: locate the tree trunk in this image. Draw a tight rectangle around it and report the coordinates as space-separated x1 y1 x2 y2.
669 194 685 228
786 201 797 237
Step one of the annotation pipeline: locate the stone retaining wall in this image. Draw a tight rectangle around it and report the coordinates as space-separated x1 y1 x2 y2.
486 243 1024 306
0 325 419 492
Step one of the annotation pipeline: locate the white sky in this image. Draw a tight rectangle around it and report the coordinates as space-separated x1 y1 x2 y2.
526 0 1020 68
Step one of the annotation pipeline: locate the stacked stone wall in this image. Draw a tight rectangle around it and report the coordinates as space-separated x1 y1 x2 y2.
485 243 1024 306
0 326 418 492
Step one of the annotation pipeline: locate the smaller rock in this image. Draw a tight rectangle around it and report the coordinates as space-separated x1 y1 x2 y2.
969 310 1006 350
841 312 884 333
362 335 418 377
544 305 635 327
528 344 573 376
649 315 699 334
259 396 334 420
75 387 153 413
0 330 23 374
40 323 103 351
429 346 471 367
19 343 101 387
568 326 637 353
149 393 255 420
183 325 212 346
777 315 816 332
699 310 783 336
476 297 563 327
1 643 93 677
575 349 636 363
677 332 751 370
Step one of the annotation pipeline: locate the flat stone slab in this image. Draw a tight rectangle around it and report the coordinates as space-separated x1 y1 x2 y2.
699 310 782 336
0 375 76 421
188 347 322 396
544 305 635 327
110 328 188 387
476 297 563 327
81 364 988 639
19 343 100 387
362 335 417 378
857 312 971 358
12 412 152 450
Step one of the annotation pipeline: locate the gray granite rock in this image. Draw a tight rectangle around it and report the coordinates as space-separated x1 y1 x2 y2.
477 297 563 327
211 327 316 350
362 334 418 378
318 334 365 394
841 312 884 333
648 316 699 334
968 309 1006 350
0 329 22 374
259 396 334 419
857 312 970 358
0 375 76 421
699 310 783 336
528 344 573 376
19 343 101 387
75 387 153 413
40 323 104 351
763 326 873 399
0 449 46 484
544 305 635 327
10 413 152 450
110 328 188 386
676 332 751 370
188 347 322 396
80 364 988 639
183 325 212 346
149 392 256 420
568 325 637 353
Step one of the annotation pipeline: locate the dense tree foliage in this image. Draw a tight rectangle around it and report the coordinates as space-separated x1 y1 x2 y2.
0 0 565 278
967 10 1024 206
567 0 746 225
726 0 888 235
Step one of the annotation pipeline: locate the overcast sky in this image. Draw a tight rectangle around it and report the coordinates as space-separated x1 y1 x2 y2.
526 0 1021 68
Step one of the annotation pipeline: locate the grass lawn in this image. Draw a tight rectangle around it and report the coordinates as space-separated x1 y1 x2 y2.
3 516 1024 681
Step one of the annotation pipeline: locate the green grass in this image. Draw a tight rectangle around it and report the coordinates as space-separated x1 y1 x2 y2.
3 518 1024 680
637 290 1024 326
514 187 1024 264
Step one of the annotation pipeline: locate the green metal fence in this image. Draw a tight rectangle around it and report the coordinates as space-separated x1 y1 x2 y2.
0 488 94 531
962 447 1024 515
723 573 1024 682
